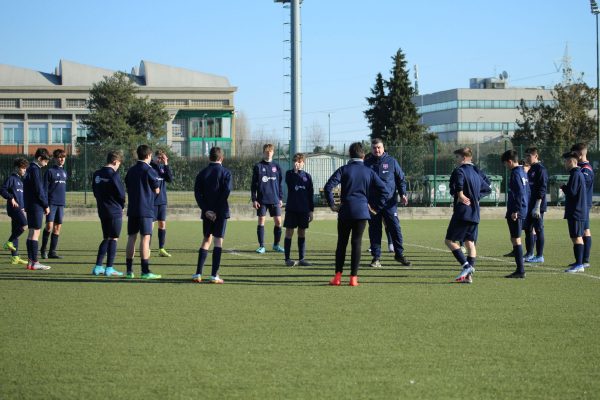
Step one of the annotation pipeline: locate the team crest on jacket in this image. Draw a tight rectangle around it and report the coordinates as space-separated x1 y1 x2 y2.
383 163 389 169
271 167 277 172
302 176 307 182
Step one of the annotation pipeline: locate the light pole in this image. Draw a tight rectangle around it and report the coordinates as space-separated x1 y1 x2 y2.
591 0 600 149
327 112 331 151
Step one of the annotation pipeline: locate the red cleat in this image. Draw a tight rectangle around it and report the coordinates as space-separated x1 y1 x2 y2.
329 272 342 286
349 276 359 286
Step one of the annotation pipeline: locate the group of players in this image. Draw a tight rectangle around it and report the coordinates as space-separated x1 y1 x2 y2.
0 139 594 285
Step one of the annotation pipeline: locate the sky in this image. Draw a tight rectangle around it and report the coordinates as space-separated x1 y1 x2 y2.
2 0 597 145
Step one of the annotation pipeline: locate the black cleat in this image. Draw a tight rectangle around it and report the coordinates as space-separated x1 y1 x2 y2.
40 251 48 259
503 250 515 257
505 271 526 279
395 254 411 266
48 253 63 259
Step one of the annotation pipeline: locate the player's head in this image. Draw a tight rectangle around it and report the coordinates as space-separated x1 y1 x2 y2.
571 143 588 159
262 143 274 161
34 148 50 166
453 147 472 164
562 151 579 170
154 149 167 163
500 149 518 167
293 153 305 170
106 150 123 168
136 144 153 161
525 147 539 164
371 138 385 157
349 142 365 159
53 149 66 166
13 157 29 176
209 146 224 162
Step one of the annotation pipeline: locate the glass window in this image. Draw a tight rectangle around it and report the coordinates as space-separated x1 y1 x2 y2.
77 126 89 138
484 100 492 108
222 117 231 138
28 124 48 144
3 123 24 144
52 124 72 143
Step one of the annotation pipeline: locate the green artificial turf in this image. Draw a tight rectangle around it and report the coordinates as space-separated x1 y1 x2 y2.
0 219 598 399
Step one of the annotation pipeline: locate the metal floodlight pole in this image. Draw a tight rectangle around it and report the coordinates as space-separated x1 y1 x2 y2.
592 0 600 149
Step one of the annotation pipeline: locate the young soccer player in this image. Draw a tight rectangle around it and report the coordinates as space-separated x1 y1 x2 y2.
523 147 548 263
193 146 232 284
23 148 51 270
124 145 161 279
40 149 68 259
251 143 284 254
571 143 594 268
150 149 173 257
283 153 314 267
324 142 388 286
561 151 588 273
446 147 491 283
501 150 530 279
91 151 126 277
0 158 30 265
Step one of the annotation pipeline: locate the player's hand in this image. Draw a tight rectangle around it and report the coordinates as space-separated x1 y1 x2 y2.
368 204 377 215
44 207 50 215
10 198 18 208
511 212 518 221
161 154 168 165
532 207 541 219
330 204 340 213
252 201 260 210
308 212 314 222
459 194 471 206
278 200 283 208
205 210 217 221
400 195 408 207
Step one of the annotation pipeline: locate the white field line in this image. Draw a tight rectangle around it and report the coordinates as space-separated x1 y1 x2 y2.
310 230 600 281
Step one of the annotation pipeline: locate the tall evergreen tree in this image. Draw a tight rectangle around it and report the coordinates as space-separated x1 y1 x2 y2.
364 72 389 138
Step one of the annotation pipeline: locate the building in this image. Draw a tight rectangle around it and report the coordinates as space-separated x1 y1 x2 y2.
0 60 237 156
413 77 554 143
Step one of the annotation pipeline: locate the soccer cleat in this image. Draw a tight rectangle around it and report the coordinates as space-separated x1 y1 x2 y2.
3 241 16 252
209 275 224 284
285 259 298 267
10 256 28 265
505 271 526 279
349 276 359 286
48 253 63 259
141 272 162 280
527 256 545 263
40 251 48 259
192 274 202 283
125 272 135 279
395 254 412 266
29 261 51 271
272 244 285 253
464 274 473 284
583 262 591 268
370 258 382 268
388 243 394 253
104 267 124 277
92 265 106 276
298 259 312 266
565 264 585 273
329 272 342 286
503 250 515 257
523 254 534 262
158 248 172 257
255 246 266 254
454 266 474 283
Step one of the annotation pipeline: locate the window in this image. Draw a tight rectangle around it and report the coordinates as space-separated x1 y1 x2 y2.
28 124 48 144
3 123 24 144
77 126 89 138
66 99 87 108
52 124 71 144
22 99 61 109
172 118 187 137
0 99 18 108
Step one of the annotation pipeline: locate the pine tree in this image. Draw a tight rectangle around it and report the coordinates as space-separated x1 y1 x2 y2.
364 73 389 139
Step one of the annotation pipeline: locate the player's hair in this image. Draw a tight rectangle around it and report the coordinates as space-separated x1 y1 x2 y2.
209 146 223 162
562 151 580 161
263 143 274 152
371 138 384 146
293 153 305 162
500 149 518 163
34 148 50 161
349 142 365 159
525 147 539 156
155 149 166 157
453 147 472 158
53 149 66 158
571 143 587 153
106 150 123 164
136 144 152 160
13 157 29 169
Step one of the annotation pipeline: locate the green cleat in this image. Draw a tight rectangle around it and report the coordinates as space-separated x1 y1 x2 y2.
10 256 28 265
158 248 172 257
3 241 16 252
272 244 285 253
125 272 135 279
141 272 162 280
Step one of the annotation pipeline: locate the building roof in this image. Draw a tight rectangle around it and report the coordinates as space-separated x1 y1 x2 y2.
0 60 234 89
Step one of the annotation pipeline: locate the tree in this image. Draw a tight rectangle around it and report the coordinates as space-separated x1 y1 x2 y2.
83 72 169 152
364 73 389 139
235 111 251 156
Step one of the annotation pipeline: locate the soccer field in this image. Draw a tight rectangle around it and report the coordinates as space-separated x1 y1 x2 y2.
1 219 599 399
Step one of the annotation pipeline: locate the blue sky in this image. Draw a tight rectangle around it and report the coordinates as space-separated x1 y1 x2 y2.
3 0 596 144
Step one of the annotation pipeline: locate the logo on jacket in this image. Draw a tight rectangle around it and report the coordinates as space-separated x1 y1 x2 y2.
383 163 389 169
294 185 306 191
302 177 307 182
271 167 277 173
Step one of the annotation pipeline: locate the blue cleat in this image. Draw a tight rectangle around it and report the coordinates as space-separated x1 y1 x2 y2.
272 244 285 253
523 254 534 262
92 265 106 276
527 256 544 263
104 267 124 277
454 265 474 283
565 264 585 273
192 274 202 283
255 246 266 254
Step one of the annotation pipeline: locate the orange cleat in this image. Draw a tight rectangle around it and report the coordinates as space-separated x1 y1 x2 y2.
349 276 359 286
329 272 342 286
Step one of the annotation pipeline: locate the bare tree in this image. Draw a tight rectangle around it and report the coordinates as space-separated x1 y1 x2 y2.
306 120 324 152
234 111 251 156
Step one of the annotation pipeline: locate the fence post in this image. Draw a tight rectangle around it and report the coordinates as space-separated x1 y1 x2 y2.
504 138 508 204
433 140 437 207
84 138 87 205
